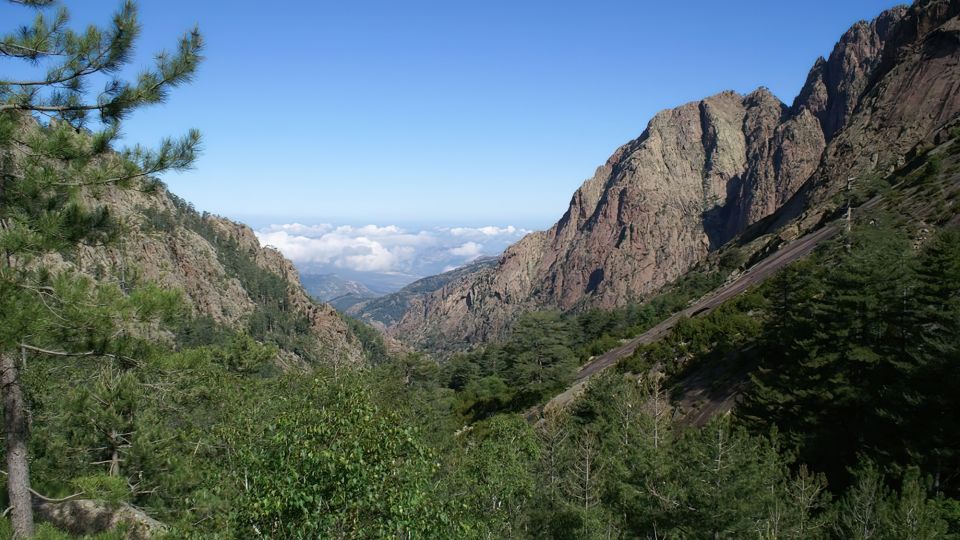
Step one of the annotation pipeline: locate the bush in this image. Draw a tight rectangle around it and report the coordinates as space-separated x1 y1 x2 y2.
231 378 456 538
719 247 748 272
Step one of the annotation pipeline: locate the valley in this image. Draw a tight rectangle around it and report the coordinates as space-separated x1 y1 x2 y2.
1 0 959 538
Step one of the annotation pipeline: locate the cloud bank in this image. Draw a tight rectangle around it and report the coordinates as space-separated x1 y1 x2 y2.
255 223 530 277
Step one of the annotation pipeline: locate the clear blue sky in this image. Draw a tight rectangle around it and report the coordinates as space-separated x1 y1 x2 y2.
3 0 906 229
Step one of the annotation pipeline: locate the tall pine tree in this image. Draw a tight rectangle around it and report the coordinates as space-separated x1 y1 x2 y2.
0 1 201 535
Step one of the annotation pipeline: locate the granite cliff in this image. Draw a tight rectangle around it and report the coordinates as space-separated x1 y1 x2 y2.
375 0 960 351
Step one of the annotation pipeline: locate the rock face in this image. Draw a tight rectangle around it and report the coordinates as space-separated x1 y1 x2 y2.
785 0 960 224
35 499 167 540
384 0 960 351
67 182 365 368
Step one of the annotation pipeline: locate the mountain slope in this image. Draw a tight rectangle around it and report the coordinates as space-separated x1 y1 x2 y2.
301 273 378 302
384 0 960 352
66 181 366 368
348 257 498 330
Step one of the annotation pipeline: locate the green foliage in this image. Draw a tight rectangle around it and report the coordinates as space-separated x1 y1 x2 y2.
457 375 512 419
136 196 338 362
0 519 130 540
4 14 957 533
448 414 539 537
0 1 203 128
342 315 391 365
0 3 203 534
904 151 944 187
719 245 748 271
522 373 837 538
231 376 457 538
185 215 322 361
618 291 763 380
572 268 726 361
18 240 955 538
507 312 579 404
432 266 728 423
835 463 948 540
70 474 129 504
173 315 235 349
436 311 580 421
740 223 960 492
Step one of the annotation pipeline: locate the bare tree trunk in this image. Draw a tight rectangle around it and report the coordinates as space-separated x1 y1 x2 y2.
109 428 120 477
1 351 34 538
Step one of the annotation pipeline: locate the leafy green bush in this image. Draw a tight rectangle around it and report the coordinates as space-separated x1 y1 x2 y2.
231 377 458 538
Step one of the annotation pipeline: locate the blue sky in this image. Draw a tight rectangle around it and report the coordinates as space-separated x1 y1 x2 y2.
2 1 906 280
3 0 905 227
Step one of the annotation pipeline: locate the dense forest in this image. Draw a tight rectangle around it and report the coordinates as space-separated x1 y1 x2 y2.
7 225 957 538
5 158 959 538
2 0 960 538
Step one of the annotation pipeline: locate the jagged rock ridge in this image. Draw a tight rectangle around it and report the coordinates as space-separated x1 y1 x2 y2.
378 0 960 351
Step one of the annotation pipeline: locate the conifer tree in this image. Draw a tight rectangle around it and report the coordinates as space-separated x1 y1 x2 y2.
738 260 820 450
0 1 201 535
741 223 923 485
505 311 578 404
903 229 960 492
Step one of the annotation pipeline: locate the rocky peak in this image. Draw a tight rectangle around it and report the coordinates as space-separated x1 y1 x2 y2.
793 6 908 141
783 0 960 224
378 0 960 353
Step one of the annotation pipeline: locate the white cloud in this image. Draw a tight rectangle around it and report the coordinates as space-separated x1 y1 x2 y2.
256 223 529 276
335 224 403 236
449 241 483 259
447 225 527 237
260 223 334 236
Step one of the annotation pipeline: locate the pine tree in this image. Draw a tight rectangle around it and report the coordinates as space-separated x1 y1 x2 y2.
535 408 569 503
834 463 889 540
901 229 960 494
738 259 821 450
563 428 603 511
505 311 578 404
834 462 948 540
740 223 923 486
669 416 785 538
886 467 949 539
0 1 201 535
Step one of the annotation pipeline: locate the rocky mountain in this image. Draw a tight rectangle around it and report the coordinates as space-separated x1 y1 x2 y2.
328 292 379 312
301 273 379 303
347 256 498 330
378 0 960 351
67 181 366 368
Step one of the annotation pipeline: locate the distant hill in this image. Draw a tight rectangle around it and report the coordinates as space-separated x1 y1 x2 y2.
346 257 498 329
300 273 379 302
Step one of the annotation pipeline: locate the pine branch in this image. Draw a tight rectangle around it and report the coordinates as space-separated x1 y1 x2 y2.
8 1 58 6
19 343 140 366
0 470 84 503
0 41 65 58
